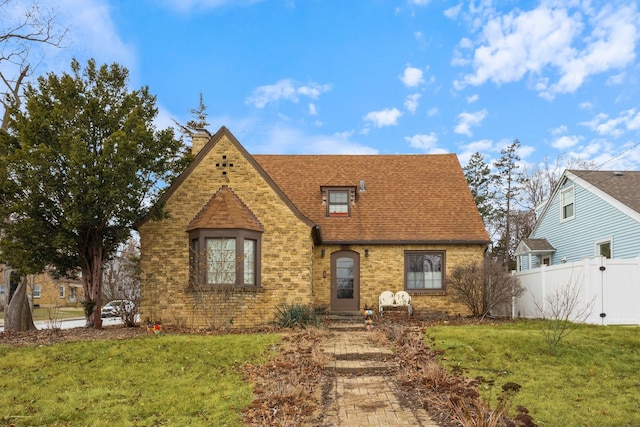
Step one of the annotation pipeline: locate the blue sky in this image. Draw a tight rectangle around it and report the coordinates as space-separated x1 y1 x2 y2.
11 0 640 170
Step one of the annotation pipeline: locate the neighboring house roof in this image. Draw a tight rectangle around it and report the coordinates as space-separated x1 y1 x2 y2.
187 185 264 232
515 238 555 256
567 170 640 214
254 153 489 244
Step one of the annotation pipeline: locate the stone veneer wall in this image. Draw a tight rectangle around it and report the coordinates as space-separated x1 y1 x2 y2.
139 134 314 329
312 244 485 316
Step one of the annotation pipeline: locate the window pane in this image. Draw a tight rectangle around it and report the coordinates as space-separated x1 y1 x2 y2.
562 188 574 219
33 285 41 298
207 238 236 285
190 239 200 285
329 191 349 214
244 239 256 285
599 242 611 259
329 192 348 203
407 253 443 290
336 257 354 299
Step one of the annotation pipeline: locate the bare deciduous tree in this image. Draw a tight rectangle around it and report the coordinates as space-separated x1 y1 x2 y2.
534 276 594 355
103 236 140 326
0 0 67 129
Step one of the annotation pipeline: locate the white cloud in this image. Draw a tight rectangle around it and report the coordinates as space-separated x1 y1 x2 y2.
410 0 430 5
308 104 317 115
550 125 568 135
159 0 264 13
579 101 594 110
427 107 439 117
444 4 463 19
404 94 422 114
399 66 425 87
552 135 581 149
455 3 639 99
363 108 403 127
467 94 479 103
248 124 378 154
246 79 331 108
580 109 640 137
454 109 488 136
31 0 136 79
405 132 438 150
606 72 626 86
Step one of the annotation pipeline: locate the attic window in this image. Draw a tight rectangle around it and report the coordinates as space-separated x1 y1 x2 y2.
561 186 574 221
328 190 349 217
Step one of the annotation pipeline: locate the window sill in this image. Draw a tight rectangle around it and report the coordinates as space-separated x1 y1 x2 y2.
185 285 264 294
406 290 446 296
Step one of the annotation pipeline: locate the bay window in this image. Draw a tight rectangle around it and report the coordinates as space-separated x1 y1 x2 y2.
189 229 261 287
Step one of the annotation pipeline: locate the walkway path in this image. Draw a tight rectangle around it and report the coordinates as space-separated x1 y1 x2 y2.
320 318 441 427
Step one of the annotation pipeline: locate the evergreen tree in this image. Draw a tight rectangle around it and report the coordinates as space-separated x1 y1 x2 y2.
0 58 190 329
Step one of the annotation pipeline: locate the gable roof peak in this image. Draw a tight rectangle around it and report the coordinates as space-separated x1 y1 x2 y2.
187 185 264 232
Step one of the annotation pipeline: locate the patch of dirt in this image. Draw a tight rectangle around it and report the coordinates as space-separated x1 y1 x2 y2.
0 325 147 346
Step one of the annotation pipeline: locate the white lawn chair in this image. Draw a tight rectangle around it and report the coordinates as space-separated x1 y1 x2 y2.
394 291 413 319
378 291 395 315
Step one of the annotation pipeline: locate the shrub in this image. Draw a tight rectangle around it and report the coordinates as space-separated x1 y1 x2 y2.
274 303 319 328
449 256 524 319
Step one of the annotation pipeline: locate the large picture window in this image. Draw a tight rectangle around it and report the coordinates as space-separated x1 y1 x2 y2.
189 229 261 287
405 251 445 292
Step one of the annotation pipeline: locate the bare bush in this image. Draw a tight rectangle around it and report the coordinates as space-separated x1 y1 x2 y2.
44 303 62 331
534 276 594 354
449 257 525 319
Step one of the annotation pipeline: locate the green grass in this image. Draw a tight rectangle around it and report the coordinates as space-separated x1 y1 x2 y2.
426 320 640 427
0 333 279 426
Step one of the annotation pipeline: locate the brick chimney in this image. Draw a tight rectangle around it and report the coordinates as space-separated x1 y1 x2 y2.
191 128 211 155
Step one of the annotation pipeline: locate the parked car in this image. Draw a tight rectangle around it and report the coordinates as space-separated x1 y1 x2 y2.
101 300 135 318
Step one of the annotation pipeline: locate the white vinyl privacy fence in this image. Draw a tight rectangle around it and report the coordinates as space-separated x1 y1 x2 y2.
514 256 640 325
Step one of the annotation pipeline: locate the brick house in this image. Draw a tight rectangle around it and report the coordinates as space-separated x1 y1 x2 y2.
136 127 490 328
0 264 83 310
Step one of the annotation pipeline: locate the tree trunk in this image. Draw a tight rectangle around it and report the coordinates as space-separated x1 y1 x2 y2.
82 246 105 328
4 277 36 332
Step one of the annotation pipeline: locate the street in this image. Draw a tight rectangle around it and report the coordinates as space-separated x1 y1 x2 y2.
0 316 125 333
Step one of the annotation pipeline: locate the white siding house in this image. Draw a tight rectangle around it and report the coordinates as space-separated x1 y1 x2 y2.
514 170 640 325
516 170 640 269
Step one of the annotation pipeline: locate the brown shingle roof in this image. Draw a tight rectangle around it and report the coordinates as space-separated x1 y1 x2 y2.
520 238 555 252
187 185 264 232
569 170 640 213
254 154 490 244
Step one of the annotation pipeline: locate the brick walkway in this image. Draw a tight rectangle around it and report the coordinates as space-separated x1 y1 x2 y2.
320 321 441 427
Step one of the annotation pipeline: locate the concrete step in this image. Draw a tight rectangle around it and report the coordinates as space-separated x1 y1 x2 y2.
323 359 396 374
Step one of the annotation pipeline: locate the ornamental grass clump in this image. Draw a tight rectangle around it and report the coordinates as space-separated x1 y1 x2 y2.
273 304 319 328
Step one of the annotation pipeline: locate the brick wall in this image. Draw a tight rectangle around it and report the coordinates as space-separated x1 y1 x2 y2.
139 134 315 328
312 244 484 317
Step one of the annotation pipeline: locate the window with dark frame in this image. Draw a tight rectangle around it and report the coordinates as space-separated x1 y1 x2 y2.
405 251 445 292
189 229 261 288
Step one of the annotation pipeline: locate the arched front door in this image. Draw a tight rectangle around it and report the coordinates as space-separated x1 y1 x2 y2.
330 251 360 312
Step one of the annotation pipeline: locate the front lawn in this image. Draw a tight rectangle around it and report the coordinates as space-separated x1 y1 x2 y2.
0 333 279 426
427 320 640 427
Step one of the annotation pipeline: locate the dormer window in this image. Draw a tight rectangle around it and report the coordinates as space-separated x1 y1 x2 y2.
328 190 350 216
